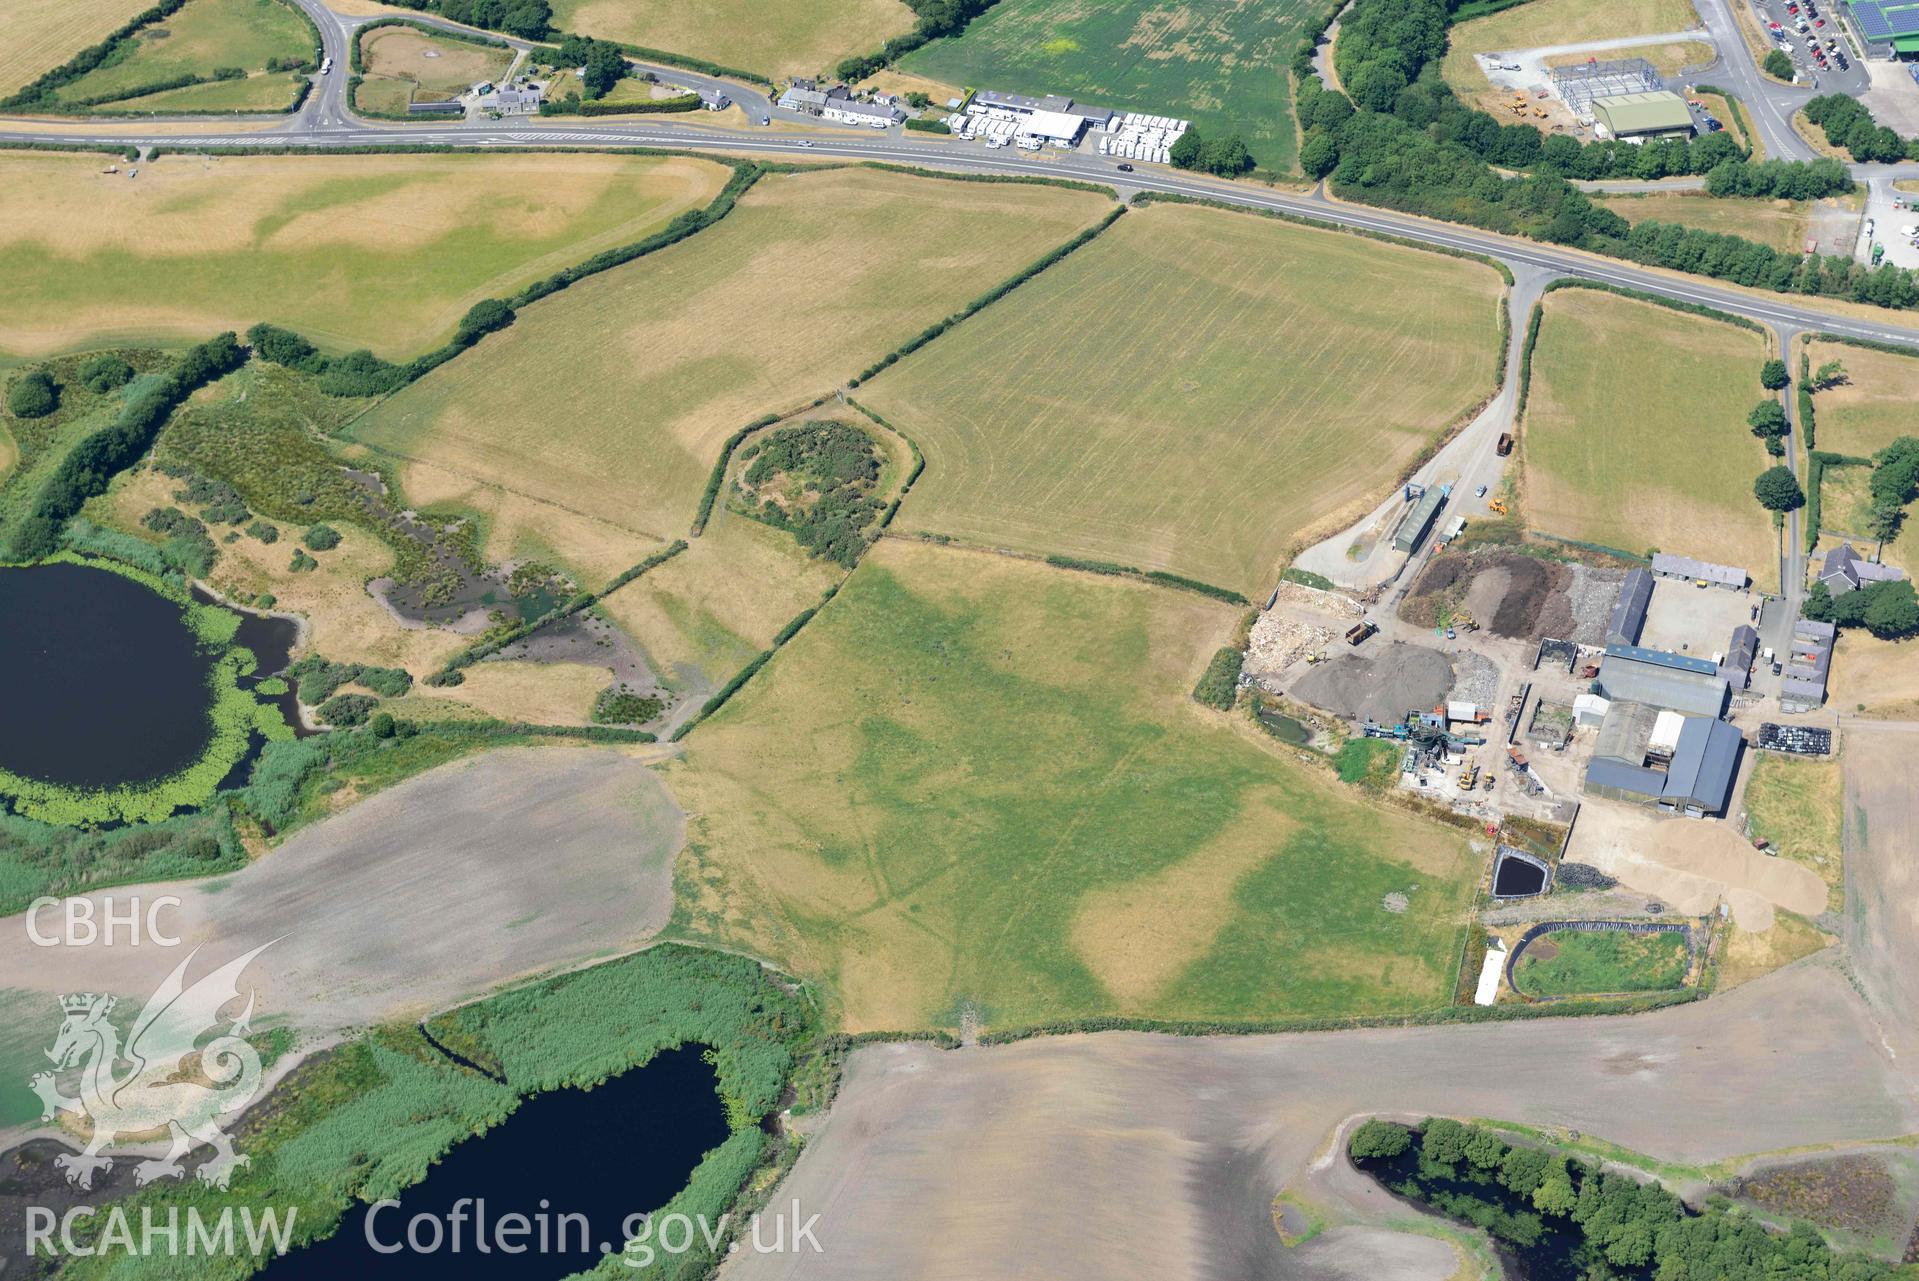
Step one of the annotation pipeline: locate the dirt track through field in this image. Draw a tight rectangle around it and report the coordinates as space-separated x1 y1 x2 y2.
725 961 1917 1281
1843 728 1919 1052
0 746 681 1143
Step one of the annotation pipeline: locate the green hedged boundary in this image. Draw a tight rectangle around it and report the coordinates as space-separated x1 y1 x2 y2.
1281 567 1335 590
857 161 1116 198
427 539 688 683
1808 330 1919 357
1132 191 1517 286
668 581 846 742
844 399 927 530
1515 298 1545 421
848 206 1127 386
689 391 836 535
974 987 1704 1045
547 93 701 116
1539 277 1763 333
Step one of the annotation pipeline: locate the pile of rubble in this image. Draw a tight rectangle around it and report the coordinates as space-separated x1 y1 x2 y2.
1244 611 1336 686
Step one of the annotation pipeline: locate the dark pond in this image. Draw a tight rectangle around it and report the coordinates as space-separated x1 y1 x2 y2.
1493 853 1548 897
266 1045 730 1279
1356 1147 1589 1281
0 563 220 789
1257 710 1312 744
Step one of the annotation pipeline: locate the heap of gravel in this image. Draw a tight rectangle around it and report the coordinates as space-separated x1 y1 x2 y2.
1563 565 1628 647
1291 641 1453 725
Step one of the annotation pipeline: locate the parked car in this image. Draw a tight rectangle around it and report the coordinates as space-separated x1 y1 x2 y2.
1836 52 1849 68
1116 162 1134 171
1474 484 1488 498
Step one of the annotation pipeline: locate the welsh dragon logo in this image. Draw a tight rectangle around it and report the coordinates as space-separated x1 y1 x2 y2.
29 943 273 1191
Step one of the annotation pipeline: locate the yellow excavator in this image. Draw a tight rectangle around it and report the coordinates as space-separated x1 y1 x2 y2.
1487 497 1510 516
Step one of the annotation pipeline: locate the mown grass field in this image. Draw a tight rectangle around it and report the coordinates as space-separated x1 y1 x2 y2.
349 167 1112 579
49 0 310 108
1595 193 1816 254
1744 752 1844 911
110 69 306 111
548 0 914 77
1523 289 1778 573
0 0 153 98
902 0 1307 171
1806 338 1919 457
356 25 511 113
0 151 728 360
861 201 1505 598
665 539 1481 1032
1514 928 1691 996
1442 0 1701 110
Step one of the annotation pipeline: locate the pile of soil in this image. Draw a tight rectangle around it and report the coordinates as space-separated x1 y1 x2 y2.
1402 549 1571 640
1291 641 1453 725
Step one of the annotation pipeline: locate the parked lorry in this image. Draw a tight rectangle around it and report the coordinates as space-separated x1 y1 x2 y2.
1346 619 1378 646
1496 432 1515 456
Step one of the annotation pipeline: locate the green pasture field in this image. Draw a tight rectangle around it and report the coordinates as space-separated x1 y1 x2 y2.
0 151 729 361
548 0 915 78
860 201 1505 598
50 0 310 109
666 538 1481 1033
902 0 1309 171
1514 928 1691 996
1522 289 1778 574
1806 338 1919 457
347 166 1113 580
110 69 305 111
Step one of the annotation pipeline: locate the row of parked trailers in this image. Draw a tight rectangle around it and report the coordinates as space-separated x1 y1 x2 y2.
1097 136 1171 162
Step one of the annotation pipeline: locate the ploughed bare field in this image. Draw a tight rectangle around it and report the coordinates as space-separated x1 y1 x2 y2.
1843 727 1919 1051
0 746 681 1143
727 960 1919 1281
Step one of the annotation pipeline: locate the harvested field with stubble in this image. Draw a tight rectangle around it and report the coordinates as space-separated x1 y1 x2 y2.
863 202 1505 598
1522 290 1779 574
550 0 914 77
0 151 728 360
350 168 1112 577
721 963 1919 1281
43 0 310 109
0 0 159 98
665 539 1480 1032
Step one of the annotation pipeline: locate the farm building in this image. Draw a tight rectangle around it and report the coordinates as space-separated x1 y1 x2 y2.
1573 692 1611 727
1651 553 1746 589
778 78 839 114
1585 705 1743 816
1780 618 1836 712
1594 644 1730 718
1719 624 1759 689
1551 57 1661 114
1590 91 1695 140
1845 0 1919 57
1393 486 1446 553
476 85 541 114
407 99 464 116
972 90 1113 130
1819 542 1906 595
1605 567 1654 647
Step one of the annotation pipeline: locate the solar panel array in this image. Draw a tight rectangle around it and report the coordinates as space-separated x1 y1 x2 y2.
1852 0 1895 38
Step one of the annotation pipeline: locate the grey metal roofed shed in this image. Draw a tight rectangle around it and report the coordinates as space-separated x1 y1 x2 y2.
1605 568 1654 647
1595 652 1729 718
1650 552 1746 588
1585 757 1670 799
1719 623 1759 688
1661 717 1743 815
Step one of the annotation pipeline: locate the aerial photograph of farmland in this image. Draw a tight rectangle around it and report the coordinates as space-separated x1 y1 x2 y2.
3 0 1919 1274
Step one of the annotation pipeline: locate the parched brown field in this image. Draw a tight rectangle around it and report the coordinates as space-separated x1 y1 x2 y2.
0 0 154 98
1830 632 1919 717
0 151 728 359
861 202 1505 596
356 25 512 112
549 0 915 78
1594 192 1820 254
348 167 1113 578
1522 289 1779 573
597 503 845 693
1806 338 1919 457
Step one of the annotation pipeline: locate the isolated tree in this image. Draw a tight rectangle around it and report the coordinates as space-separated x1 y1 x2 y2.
1747 400 1788 439
1763 49 1794 81
6 370 56 419
1300 132 1339 178
1754 465 1805 511
1814 358 1847 388
1760 358 1789 390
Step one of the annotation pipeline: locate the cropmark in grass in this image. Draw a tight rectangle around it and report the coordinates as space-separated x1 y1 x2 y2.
861 201 1504 599
665 539 1479 1033
348 167 1113 580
